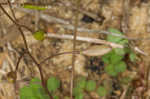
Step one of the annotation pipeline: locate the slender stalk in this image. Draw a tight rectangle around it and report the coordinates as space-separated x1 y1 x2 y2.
39 51 80 65
0 4 29 51
15 52 25 71
70 0 81 99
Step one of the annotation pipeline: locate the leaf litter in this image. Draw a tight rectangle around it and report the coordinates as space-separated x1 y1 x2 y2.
0 0 150 99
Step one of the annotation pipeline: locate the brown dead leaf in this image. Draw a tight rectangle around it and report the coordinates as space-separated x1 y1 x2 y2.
82 45 112 56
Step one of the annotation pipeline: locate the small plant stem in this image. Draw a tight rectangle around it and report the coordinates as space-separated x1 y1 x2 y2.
39 51 80 65
27 52 53 99
15 52 25 71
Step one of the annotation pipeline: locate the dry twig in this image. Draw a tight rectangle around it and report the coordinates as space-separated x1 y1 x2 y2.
47 33 123 48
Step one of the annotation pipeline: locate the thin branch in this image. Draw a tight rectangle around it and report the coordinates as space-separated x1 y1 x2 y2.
7 0 16 20
15 52 25 71
0 3 53 99
0 4 29 51
39 51 80 65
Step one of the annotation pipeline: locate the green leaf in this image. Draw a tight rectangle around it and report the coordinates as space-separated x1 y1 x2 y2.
105 65 117 76
64 97 70 99
33 30 45 41
29 84 48 99
102 51 113 64
120 77 132 84
85 80 96 91
73 87 84 96
23 5 47 10
107 28 123 43
129 52 136 62
114 61 126 73
30 78 41 84
118 39 128 45
97 86 107 97
110 51 123 64
47 76 60 92
20 84 49 99
53 95 59 99
75 93 84 99
76 77 87 89
20 86 33 99
114 48 125 55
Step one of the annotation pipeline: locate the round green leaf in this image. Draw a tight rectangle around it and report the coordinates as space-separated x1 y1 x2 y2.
76 77 87 89
73 87 84 96
114 48 125 55
110 51 123 64
129 52 136 62
20 86 33 98
20 83 48 99
47 76 60 92
53 95 59 99
97 86 107 97
85 80 96 91
107 28 123 43
75 93 84 99
29 84 47 99
33 30 45 41
102 51 113 64
114 61 126 73
105 65 117 76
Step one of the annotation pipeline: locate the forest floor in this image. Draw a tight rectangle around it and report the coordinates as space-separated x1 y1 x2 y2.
0 0 150 99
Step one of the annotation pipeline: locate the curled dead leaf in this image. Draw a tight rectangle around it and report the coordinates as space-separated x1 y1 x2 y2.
82 45 112 56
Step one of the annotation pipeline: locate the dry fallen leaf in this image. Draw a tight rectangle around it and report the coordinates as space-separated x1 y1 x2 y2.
82 45 112 56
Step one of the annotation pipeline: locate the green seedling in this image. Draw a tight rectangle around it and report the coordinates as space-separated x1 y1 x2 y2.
20 76 60 99
20 81 49 99
85 80 96 91
73 86 84 96
73 77 106 98
102 28 136 76
47 76 60 92
75 93 84 99
53 95 59 99
96 86 107 97
75 77 87 89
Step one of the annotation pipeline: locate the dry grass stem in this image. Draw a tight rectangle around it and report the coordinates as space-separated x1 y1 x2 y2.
14 7 131 39
47 33 123 48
